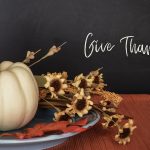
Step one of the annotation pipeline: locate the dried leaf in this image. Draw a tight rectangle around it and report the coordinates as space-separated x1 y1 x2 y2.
34 75 46 87
0 119 88 139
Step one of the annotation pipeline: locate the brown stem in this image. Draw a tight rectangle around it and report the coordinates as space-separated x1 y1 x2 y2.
43 99 61 111
93 104 120 128
59 95 72 101
39 101 67 107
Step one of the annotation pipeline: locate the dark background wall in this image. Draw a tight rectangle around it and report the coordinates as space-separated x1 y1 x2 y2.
0 0 150 93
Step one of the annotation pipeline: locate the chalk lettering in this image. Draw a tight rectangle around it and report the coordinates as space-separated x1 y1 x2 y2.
84 32 115 58
120 36 150 56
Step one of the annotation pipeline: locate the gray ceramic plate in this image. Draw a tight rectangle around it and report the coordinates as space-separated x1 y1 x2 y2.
0 109 100 150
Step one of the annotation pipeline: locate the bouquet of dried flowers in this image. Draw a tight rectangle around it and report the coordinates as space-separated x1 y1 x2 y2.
23 43 136 145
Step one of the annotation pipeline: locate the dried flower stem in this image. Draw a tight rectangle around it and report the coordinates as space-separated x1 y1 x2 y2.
93 105 103 113
22 49 42 64
29 42 67 67
43 99 61 111
59 95 72 101
93 104 120 128
29 57 44 67
34 49 42 55
39 102 66 107
44 97 69 102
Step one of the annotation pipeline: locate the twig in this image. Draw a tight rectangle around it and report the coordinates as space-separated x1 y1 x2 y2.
43 99 61 112
59 95 72 101
29 42 67 67
93 104 120 128
22 49 42 63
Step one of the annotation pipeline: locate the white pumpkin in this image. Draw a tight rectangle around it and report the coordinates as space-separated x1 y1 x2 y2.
0 61 39 131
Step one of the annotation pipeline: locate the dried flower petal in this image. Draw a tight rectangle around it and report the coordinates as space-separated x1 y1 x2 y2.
44 72 68 98
66 89 93 117
72 74 93 89
102 114 124 128
115 119 137 145
23 49 41 64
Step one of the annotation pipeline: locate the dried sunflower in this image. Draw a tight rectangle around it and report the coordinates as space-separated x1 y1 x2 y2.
72 73 93 89
44 72 68 98
98 100 116 113
53 110 72 122
100 100 116 113
102 114 124 128
66 89 93 117
115 119 137 145
87 68 106 91
100 99 112 107
102 107 116 113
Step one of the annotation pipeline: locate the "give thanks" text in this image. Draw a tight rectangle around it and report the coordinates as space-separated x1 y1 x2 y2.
84 33 150 58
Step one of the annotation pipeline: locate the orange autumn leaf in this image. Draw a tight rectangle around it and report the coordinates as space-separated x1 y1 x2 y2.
71 118 88 126
0 119 88 139
43 121 68 132
62 126 87 133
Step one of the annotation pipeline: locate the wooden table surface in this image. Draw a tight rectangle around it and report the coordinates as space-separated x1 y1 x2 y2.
47 94 150 150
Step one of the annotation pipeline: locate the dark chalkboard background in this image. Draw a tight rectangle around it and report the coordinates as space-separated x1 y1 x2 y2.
0 0 150 93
